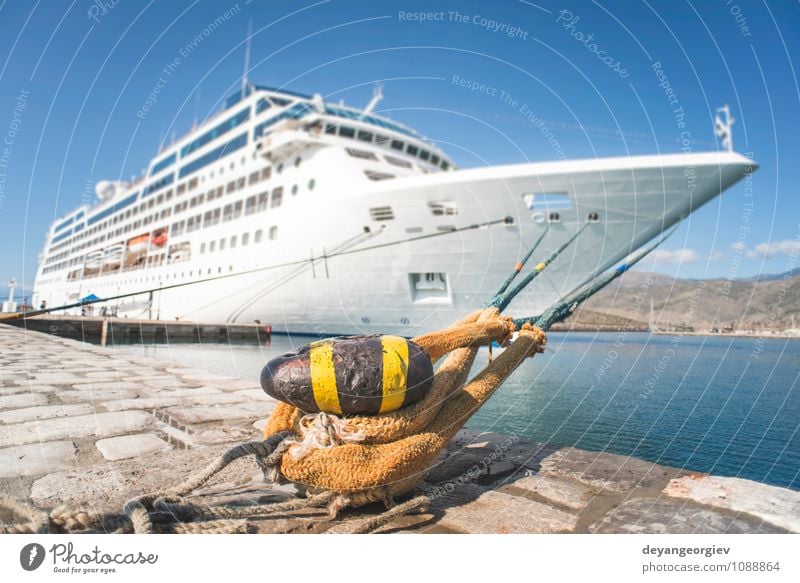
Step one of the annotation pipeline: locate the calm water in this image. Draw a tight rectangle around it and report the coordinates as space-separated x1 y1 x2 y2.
119 331 800 490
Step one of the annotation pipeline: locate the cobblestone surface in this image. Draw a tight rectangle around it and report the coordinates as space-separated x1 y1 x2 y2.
1 324 798 534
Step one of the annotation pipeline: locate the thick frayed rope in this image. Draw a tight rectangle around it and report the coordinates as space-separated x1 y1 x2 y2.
286 412 366 459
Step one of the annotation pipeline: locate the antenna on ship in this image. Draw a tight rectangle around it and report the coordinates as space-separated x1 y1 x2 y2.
363 82 383 115
241 20 253 96
192 86 202 130
714 104 735 152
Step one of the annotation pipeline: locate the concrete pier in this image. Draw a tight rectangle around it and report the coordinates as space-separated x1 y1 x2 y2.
3 315 272 344
1 323 798 534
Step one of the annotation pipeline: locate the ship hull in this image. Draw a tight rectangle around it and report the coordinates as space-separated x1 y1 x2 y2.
33 151 754 336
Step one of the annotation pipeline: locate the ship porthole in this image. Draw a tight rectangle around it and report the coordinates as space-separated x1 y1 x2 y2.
361 316 371 324
400 317 410 325
308 178 315 190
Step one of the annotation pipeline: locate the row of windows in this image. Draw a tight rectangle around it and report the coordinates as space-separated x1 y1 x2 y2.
178 132 249 179
181 107 250 158
150 152 176 176
199 226 276 254
50 172 292 267
328 123 449 170
48 153 281 257
170 187 283 236
142 172 174 198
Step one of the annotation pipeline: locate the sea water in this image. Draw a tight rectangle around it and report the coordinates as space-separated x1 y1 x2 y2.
119 331 800 490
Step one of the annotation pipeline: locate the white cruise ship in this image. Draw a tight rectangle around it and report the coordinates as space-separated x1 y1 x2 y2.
33 84 755 335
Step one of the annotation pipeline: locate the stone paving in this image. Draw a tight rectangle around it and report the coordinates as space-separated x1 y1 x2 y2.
1 324 799 534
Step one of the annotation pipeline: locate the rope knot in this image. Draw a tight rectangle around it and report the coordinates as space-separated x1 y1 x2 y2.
286 412 365 459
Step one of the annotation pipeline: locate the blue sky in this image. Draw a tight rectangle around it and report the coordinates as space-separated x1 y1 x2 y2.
0 0 798 297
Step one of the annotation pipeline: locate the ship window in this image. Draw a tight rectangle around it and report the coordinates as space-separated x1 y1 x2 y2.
406 144 419 156
524 192 572 212
232 200 243 220
294 156 302 167
209 240 216 252
277 163 284 174
365 171 395 181
548 212 561 222
339 126 355 138
291 184 298 195
177 183 186 195
188 177 198 190
357 130 373 142
375 134 390 145
242 232 250 245
219 238 226 251
429 201 458 216
308 178 315 191
271 187 283 208
255 229 263 243
440 160 449 170
431 155 440 165
588 212 599 222
216 186 224 198
165 189 173 201
171 220 185 236
346 148 378 160
237 177 246 190
419 150 430 161
325 124 337 135
186 215 201 232
385 155 412 168
256 98 271 114
261 167 271 181
223 204 233 222
200 243 206 254
269 226 277 240
230 235 237 248
249 171 260 185
245 195 257 215
391 140 404 151
226 181 236 194
257 191 269 211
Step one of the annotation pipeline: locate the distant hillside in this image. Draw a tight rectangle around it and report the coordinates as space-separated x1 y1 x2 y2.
568 269 800 331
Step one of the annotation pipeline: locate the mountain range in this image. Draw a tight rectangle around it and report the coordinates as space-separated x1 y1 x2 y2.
561 268 800 332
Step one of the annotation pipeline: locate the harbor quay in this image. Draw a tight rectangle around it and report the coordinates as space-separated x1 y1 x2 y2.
1 323 798 534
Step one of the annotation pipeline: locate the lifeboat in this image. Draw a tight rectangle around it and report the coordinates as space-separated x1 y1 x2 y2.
151 229 168 248
127 234 150 255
